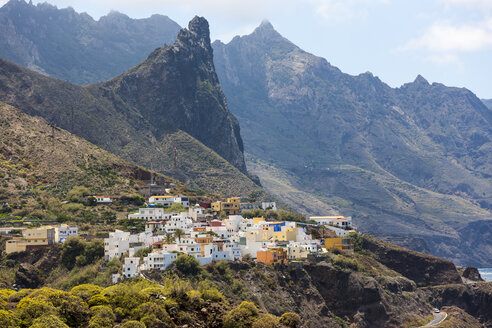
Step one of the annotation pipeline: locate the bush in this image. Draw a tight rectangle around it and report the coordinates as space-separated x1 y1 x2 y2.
174 254 201 276
30 315 69 328
88 305 115 328
331 255 363 272
252 314 280 328
200 287 224 302
16 297 57 326
165 203 187 212
279 312 301 328
121 320 146 328
67 186 91 202
0 309 18 327
348 232 363 252
223 301 259 328
70 284 103 302
61 237 104 270
88 295 109 307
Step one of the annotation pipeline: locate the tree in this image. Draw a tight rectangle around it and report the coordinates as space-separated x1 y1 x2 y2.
61 237 86 270
174 254 201 276
166 203 187 212
174 229 185 243
164 233 175 244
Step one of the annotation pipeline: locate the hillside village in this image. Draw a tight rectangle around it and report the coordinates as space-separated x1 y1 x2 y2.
1 181 356 281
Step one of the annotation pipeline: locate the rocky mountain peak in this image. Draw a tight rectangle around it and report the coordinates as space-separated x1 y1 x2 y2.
413 74 429 85
188 16 210 42
251 19 284 40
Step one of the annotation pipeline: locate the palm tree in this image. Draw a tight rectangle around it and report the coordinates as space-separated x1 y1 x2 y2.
174 229 185 243
165 233 175 244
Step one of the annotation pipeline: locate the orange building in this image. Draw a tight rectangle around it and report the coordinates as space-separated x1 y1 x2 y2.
324 237 354 252
257 247 288 264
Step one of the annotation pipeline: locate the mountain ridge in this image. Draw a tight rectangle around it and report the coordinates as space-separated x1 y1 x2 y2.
0 0 181 84
212 21 492 266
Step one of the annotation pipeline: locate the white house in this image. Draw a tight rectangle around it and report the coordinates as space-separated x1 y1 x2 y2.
261 202 277 211
55 225 78 243
143 251 178 270
92 195 120 204
128 208 170 221
165 213 193 233
123 257 139 278
148 196 190 208
310 216 352 227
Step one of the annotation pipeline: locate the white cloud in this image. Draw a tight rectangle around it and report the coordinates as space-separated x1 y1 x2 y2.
438 0 492 10
309 0 390 22
401 21 492 53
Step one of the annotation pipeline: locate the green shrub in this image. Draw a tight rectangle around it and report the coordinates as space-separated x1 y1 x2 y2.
279 312 301 328
121 320 146 328
88 295 109 307
331 255 363 272
0 309 18 328
252 314 280 328
70 284 103 302
16 297 57 326
174 254 201 276
223 301 259 328
30 315 69 328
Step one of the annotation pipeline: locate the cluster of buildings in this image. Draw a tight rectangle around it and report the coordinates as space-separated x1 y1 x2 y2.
105 197 356 281
4 224 78 254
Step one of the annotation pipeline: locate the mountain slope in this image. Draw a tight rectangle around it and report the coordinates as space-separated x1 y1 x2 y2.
0 17 260 198
0 101 170 202
0 0 181 84
212 22 492 266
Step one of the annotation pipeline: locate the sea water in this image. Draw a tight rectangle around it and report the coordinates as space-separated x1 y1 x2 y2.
478 268 492 282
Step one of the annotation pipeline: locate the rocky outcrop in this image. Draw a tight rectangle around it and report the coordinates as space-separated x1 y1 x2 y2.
362 235 462 287
15 263 43 288
462 267 484 282
426 283 492 326
102 16 246 172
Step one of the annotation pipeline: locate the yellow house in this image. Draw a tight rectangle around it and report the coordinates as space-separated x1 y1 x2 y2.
211 197 241 215
272 228 298 242
324 236 354 252
253 217 266 224
5 227 55 254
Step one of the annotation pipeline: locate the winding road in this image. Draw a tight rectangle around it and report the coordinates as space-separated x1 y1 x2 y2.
421 312 447 327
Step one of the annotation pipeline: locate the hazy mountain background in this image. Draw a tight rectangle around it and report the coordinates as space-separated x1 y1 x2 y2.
0 1 491 266
212 22 492 266
483 99 492 110
0 0 180 84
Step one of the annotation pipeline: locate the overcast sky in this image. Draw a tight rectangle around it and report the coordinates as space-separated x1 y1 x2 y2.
2 0 491 98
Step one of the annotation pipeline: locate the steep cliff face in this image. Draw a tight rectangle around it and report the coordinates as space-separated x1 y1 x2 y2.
213 22 492 266
0 0 181 84
362 235 462 287
100 17 246 172
0 17 257 197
